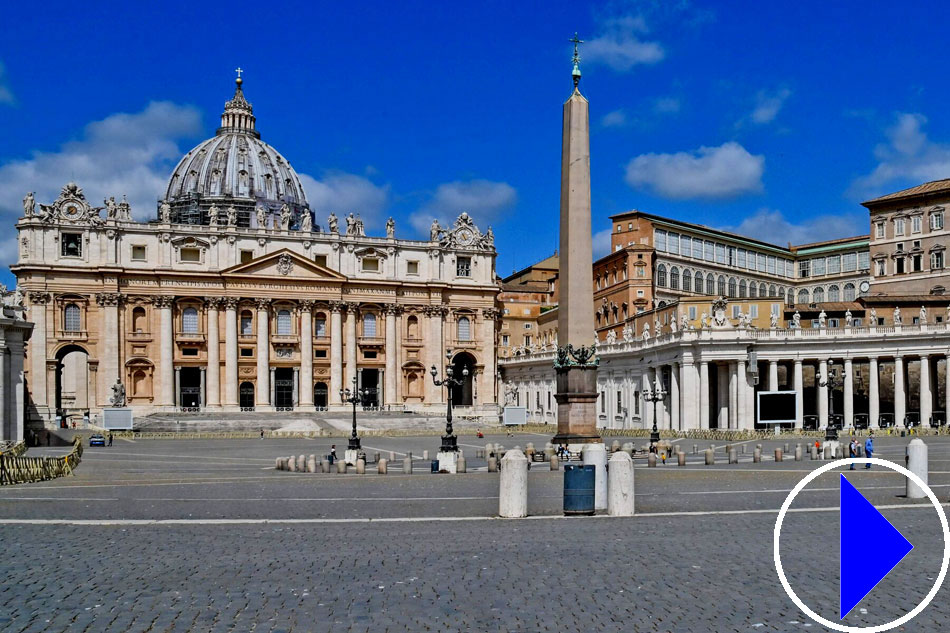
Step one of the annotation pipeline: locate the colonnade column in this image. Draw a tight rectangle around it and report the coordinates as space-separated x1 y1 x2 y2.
642 372 653 430
869 357 879 428
345 302 358 390
843 358 853 429
728 362 738 429
894 355 906 426
329 302 343 405
945 354 950 427
425 306 446 405
793 360 803 428
736 359 746 430
224 298 239 408
96 293 121 407
480 308 498 411
768 360 779 392
699 361 710 430
299 300 314 408
255 298 270 409
920 355 932 427
818 359 829 429
384 304 398 407
670 362 680 431
155 296 175 407
27 292 49 411
206 298 221 409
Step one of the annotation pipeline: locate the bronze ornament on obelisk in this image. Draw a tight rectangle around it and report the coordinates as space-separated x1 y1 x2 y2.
553 34 601 446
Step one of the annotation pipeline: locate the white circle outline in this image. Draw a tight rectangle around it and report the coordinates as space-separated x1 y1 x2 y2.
773 457 950 632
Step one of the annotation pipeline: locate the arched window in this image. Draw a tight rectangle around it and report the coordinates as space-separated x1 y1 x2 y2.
798 289 809 304
363 313 377 337
682 269 692 292
717 275 726 296
749 282 757 298
132 306 147 333
843 283 856 302
656 264 667 287
739 279 747 298
457 316 471 341
407 315 420 339
706 274 715 295
314 313 327 338
787 289 795 305
769 284 777 297
277 309 292 335
64 304 81 332
240 310 253 335
728 277 737 297
759 282 768 297
182 307 199 334
828 285 840 302
695 272 704 293
813 287 824 303
670 266 679 290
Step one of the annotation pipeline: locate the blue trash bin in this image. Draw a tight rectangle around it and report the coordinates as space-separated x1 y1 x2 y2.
563 464 596 516
431 459 439 473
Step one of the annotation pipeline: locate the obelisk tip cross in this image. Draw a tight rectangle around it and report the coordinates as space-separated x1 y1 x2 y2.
569 33 584 88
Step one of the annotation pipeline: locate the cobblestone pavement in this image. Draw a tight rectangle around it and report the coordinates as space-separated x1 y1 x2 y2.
2 433 949 631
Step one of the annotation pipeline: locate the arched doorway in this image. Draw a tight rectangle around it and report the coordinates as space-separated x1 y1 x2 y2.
55 344 90 419
314 382 328 409
451 352 475 406
239 381 255 410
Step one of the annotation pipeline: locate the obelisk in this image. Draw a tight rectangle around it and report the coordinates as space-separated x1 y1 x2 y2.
553 34 601 446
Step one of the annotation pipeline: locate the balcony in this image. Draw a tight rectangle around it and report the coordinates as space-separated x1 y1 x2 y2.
58 330 88 342
359 336 385 347
402 336 424 348
175 331 206 343
271 334 299 345
128 331 153 342
450 338 477 350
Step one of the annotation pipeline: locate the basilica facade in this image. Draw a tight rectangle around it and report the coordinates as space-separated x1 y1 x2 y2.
14 77 500 426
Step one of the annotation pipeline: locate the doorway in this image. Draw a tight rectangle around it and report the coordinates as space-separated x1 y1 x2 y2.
239 381 255 409
451 352 475 406
179 367 201 409
360 369 379 407
314 382 328 408
274 368 294 410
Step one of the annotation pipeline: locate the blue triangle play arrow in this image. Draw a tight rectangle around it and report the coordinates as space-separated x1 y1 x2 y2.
840 474 913 619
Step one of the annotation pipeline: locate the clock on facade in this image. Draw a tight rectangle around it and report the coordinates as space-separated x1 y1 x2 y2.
859 281 870 294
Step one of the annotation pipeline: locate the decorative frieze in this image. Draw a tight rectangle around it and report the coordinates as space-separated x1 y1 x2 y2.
95 292 122 307
153 296 175 309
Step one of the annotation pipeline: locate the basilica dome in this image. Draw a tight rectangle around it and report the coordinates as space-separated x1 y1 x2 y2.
161 75 310 226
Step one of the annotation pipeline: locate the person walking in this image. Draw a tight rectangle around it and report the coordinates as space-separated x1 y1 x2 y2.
328 444 337 465
108 432 113 447
864 436 874 468
848 437 857 470
260 429 264 440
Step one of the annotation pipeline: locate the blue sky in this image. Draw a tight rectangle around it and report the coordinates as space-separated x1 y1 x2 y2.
3 0 950 287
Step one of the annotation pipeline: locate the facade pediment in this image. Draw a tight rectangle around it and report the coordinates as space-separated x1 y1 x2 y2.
222 249 346 281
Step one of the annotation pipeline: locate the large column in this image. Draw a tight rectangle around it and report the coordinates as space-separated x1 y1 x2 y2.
255 298 270 408
945 355 950 428
843 358 854 429
27 292 50 411
96 293 121 407
737 359 747 430
670 362 680 431
299 301 314 408
224 298 239 407
330 302 343 405
384 304 398 407
818 359 829 429
641 372 653 430
8 338 25 442
425 306 446 405
727 363 737 429
869 357 880 428
174 367 181 407
699 361 710 430
894 356 906 426
768 360 779 392
344 302 358 393
480 308 497 410
156 296 175 407
206 298 222 409
793 359 804 428
920 355 932 427
679 360 693 430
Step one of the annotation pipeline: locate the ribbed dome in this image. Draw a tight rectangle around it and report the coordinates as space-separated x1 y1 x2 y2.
161 76 309 225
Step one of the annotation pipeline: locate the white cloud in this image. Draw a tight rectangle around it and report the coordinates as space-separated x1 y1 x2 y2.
625 141 764 199
0 101 202 237
592 227 613 259
299 172 390 230
0 60 14 105
653 96 681 114
584 16 665 72
720 208 868 247
409 179 517 236
750 88 791 125
851 113 950 198
601 109 628 128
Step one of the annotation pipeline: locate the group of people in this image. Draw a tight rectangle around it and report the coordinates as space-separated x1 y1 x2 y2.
848 435 874 470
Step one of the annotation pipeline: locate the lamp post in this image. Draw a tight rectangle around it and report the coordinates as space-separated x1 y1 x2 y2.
339 376 365 451
431 350 468 453
643 373 666 445
818 362 845 441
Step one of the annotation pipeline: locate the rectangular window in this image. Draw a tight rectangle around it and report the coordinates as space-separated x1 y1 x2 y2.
362 257 379 272
912 216 922 233
315 318 327 337
315 349 327 358
771 303 781 316
407 261 419 275
913 254 922 272
180 248 200 262
842 252 857 272
502 334 510 346
932 212 944 230
749 305 758 318
364 351 378 359
524 323 532 329
728 247 736 266
895 218 906 236
456 257 472 277
131 245 146 261
240 347 253 357
240 250 254 264
692 239 703 259
704 241 715 262
876 222 885 238
314 254 328 267
681 235 691 256
732 305 741 318
600 391 606 413
896 258 905 274
738 249 747 268
655 230 667 251
799 259 810 278
876 260 886 276
767 256 776 274
812 257 825 276
688 306 697 320
240 314 253 335
616 391 622 410
828 318 840 328
932 252 945 270
757 253 766 272
182 348 198 356
827 255 841 274
715 243 726 264
524 335 531 346
859 251 870 270
668 232 679 254
61 233 82 258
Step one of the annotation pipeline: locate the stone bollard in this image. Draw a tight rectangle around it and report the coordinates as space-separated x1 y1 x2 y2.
321 459 330 473
648 453 657 467
485 443 493 457
784 443 789 454
677 451 686 466
550 455 559 471
403 456 412 474
607 451 635 517
378 458 388 474
728 449 738 464
753 447 761 463
709 444 715 452
288 456 297 472
824 445 833 460
742 444 747 455
275 457 283 470
299 455 306 471
336 460 347 474
307 455 317 473
794 445 802 462
582 443 608 511
499 449 528 518
906 438 928 499
457 456 466 474
705 449 715 465
774 448 783 462
836 446 845 459
356 459 366 475
390 451 396 462
810 445 818 460
423 450 429 461
488 456 498 472
611 439 621 453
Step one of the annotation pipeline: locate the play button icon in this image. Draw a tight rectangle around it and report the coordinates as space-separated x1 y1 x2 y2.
839 474 913 619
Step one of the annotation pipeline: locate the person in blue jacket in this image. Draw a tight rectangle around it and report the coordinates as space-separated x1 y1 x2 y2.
864 436 874 468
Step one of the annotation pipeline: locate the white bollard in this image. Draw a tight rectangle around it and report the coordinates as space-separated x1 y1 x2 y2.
499 449 528 518
582 443 608 511
607 451 635 516
906 438 928 499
